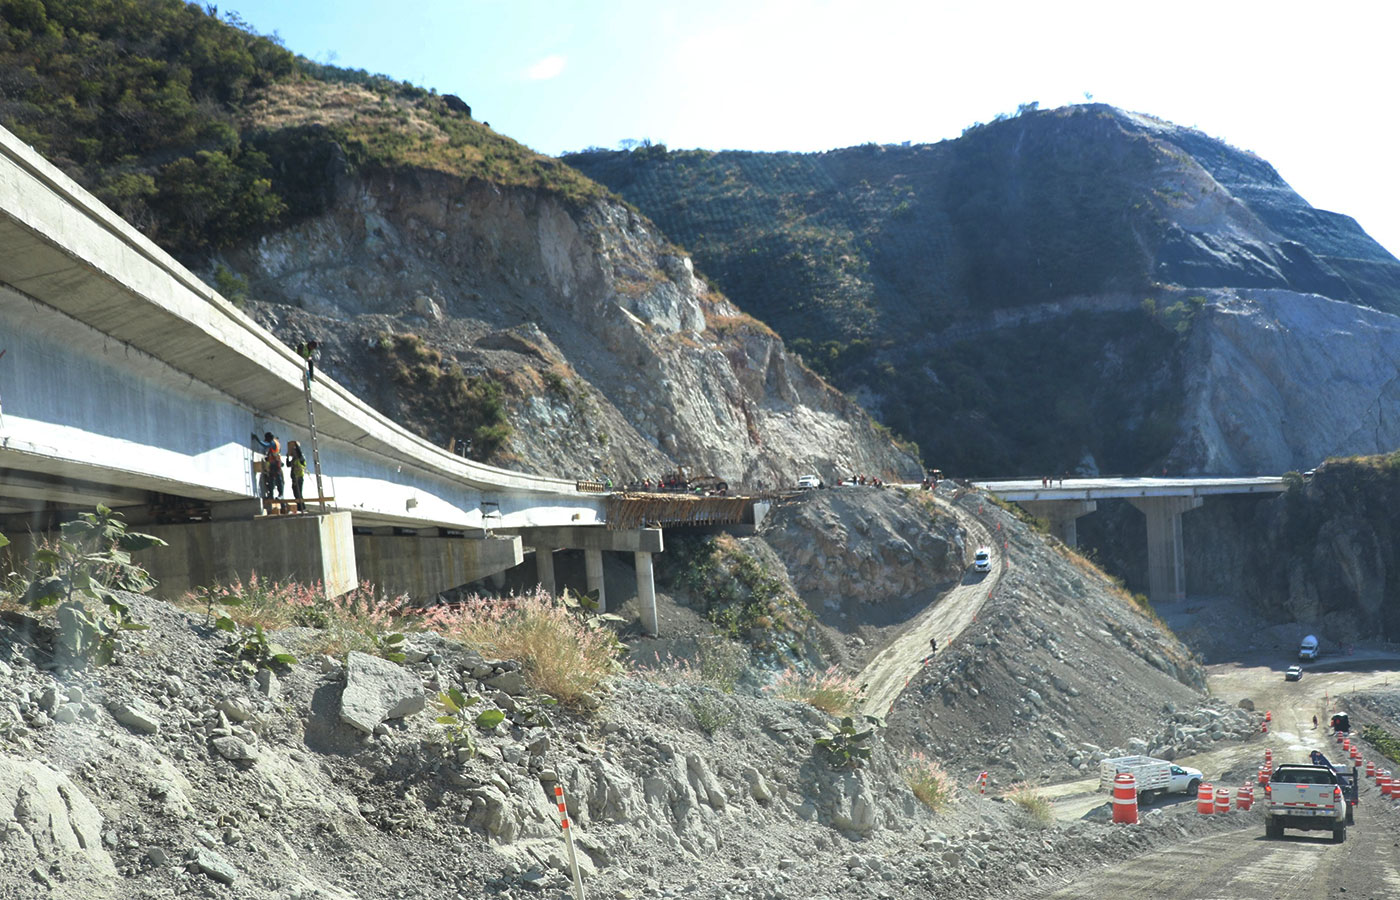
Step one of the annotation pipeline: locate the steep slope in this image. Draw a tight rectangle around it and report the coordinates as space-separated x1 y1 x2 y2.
0 7 915 485
568 105 1400 476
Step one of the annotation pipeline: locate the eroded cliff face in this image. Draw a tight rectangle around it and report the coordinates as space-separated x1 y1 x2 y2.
1172 289 1400 473
225 169 916 485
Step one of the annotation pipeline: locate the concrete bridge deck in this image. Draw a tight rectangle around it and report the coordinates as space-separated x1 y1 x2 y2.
973 476 1288 603
0 122 677 625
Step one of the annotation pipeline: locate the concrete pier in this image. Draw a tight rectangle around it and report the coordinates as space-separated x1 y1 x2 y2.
634 551 658 636
534 546 558 595
1127 496 1203 603
584 548 607 611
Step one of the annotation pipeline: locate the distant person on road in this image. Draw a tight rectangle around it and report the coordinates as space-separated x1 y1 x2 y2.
287 440 308 513
929 636 937 654
1313 715 1318 730
252 431 284 504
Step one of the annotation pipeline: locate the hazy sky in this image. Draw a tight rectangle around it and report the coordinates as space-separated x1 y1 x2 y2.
227 0 1400 256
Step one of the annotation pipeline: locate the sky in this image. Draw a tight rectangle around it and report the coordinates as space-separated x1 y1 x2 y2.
226 0 1400 256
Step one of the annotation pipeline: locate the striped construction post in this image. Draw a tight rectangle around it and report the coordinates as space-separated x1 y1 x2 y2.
977 771 988 795
554 784 586 900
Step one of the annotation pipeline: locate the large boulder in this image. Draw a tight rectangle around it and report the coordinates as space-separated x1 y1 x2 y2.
0 757 117 891
339 651 427 734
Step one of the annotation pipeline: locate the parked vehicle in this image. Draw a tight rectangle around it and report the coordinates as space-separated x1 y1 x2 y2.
973 547 991 572
1330 712 1351 733
1264 762 1354 841
1298 634 1319 660
1098 756 1203 804
796 474 821 490
1285 665 1303 681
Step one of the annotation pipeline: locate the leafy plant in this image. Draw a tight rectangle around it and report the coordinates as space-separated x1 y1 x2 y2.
1362 724 1400 765
813 716 876 770
216 619 297 677
475 708 506 730
435 688 482 758
21 505 165 666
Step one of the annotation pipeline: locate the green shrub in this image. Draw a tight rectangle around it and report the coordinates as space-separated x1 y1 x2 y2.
813 716 875 770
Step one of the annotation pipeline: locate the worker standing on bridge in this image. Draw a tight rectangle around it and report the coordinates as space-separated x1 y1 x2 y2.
287 440 308 513
252 432 284 505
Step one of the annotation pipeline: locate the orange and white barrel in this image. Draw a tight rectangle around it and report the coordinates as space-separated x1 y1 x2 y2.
1214 786 1231 814
1112 773 1138 825
1366 760 1376 779
1264 748 1273 765
1343 738 1351 752
1337 731 1345 743
1197 782 1215 814
1236 783 1253 811
1265 710 1273 723
1381 773 1393 797
1257 766 1269 785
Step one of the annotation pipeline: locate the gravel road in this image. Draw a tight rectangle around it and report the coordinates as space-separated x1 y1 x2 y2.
857 494 999 721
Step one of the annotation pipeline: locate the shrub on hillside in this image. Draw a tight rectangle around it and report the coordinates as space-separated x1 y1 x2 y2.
769 666 861 716
903 751 955 811
420 588 623 708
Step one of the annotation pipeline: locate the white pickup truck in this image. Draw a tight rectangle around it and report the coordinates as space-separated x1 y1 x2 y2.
1265 763 1353 842
1098 756 1203 804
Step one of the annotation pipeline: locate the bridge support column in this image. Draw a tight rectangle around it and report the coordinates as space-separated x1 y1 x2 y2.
1127 496 1203 603
1018 499 1098 547
634 551 658 636
585 549 607 612
534 546 558 595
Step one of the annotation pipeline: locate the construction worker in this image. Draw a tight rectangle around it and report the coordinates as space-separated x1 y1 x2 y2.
287 440 308 513
251 432 284 504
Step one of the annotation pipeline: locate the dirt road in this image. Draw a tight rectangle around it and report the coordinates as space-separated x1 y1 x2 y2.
1040 651 1400 821
1015 807 1400 899
857 494 999 721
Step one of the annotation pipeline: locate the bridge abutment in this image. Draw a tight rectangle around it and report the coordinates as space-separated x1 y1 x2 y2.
1018 499 1098 547
1127 496 1203 602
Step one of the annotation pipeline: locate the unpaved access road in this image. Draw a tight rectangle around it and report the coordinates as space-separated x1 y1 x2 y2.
1041 651 1400 821
857 494 999 721
1015 808 1400 899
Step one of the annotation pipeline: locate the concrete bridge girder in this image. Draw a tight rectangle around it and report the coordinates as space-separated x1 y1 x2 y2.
1018 499 1098 547
1127 496 1204 603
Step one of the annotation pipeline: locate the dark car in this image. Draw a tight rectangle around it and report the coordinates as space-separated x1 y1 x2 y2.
1285 665 1302 681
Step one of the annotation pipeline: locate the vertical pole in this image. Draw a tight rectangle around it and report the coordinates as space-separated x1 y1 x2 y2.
554 784 586 900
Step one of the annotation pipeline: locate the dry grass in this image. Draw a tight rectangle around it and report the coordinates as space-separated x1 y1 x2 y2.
418 588 623 708
180 575 411 659
1006 782 1053 825
903 752 956 811
769 666 862 716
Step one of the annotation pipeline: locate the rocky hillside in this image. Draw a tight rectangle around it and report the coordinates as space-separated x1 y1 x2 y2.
1080 453 1400 644
0 4 915 486
0 484 1271 900
567 105 1400 476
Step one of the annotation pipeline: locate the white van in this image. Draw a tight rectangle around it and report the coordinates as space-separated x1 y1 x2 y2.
1299 634 1319 661
974 547 991 572
796 474 821 490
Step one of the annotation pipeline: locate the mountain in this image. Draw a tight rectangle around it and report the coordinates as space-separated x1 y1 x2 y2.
566 106 1400 476
0 2 915 485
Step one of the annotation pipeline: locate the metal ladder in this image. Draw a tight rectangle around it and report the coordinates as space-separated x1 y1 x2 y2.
302 370 327 512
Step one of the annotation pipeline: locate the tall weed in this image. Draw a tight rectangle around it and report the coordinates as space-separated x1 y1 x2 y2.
903 752 955 810
769 666 861 716
420 588 622 708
